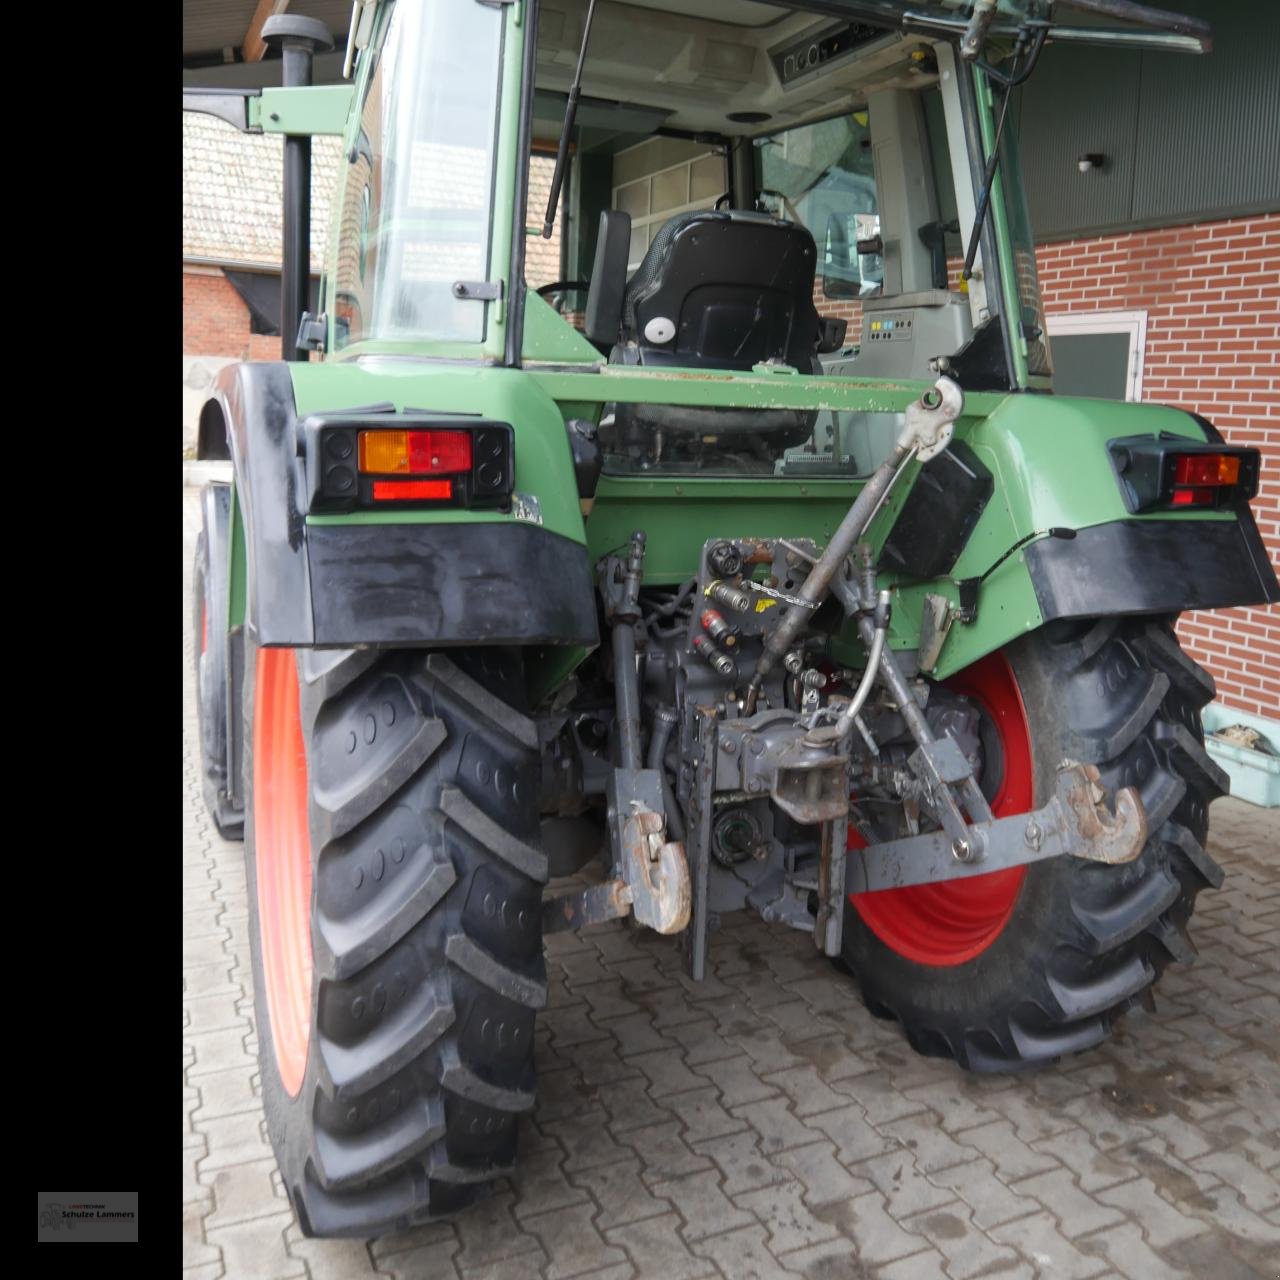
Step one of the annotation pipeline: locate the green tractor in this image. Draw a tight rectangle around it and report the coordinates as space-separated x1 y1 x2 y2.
187 0 1276 1238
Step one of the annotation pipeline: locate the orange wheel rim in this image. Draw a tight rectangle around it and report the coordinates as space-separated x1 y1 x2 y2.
253 647 313 1096
849 652 1033 967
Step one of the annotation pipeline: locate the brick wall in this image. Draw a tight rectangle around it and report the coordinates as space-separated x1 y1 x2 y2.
1037 214 1280 720
183 267 280 362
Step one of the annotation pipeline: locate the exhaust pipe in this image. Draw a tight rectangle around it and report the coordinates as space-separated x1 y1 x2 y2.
262 15 334 361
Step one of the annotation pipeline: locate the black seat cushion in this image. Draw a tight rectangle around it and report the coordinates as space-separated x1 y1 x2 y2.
619 210 820 371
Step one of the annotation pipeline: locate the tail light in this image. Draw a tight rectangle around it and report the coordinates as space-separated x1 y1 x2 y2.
1109 434 1260 514
300 414 514 513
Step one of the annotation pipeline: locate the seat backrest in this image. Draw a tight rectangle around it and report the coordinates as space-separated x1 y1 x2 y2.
620 211 820 370
584 209 632 347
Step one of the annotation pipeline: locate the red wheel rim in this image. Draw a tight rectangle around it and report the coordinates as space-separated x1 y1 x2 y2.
848 651 1034 967
253 647 313 1096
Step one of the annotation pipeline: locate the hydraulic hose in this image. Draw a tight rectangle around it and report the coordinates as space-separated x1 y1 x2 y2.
744 442 915 712
833 590 891 742
647 705 685 842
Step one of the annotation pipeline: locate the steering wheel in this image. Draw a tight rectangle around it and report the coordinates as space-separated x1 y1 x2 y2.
536 280 590 314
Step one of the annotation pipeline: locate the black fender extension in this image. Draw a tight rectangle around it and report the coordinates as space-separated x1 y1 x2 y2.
199 362 599 649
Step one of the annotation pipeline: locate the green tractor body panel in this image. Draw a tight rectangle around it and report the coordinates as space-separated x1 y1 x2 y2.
199 0 1271 695
289 361 588 547
252 339 1259 704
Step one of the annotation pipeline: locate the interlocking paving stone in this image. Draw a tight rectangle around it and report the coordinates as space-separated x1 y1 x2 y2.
829 1069 932 1126
512 1141 592 1221
629 1047 712 1099
649 1168 754 1241
457 1258 549 1280
377 1240 462 1279
733 1096 827 1155
986 1209 1112 1279
803 1104 898 1166
623 1120 716 1185
183 488 1280 1280
520 1202 629 1279
871 1246 954 1280
283 1227 387 1280
1030 1130 1146 1194
201 1158 290 1231
688 1054 780 1108
953 1118 1066 1182
598 1076 679 1135
902 1202 1024 1280
662 1085 750 1144
1077 1222 1192 1280
565 1157 669 1231
543 1107 635 1172
1192 1148 1280 1213
1011 1167 1129 1238
734 1180 841 1255
184 1201 224 1273
689 1223 789 1280
851 1149 957 1220
809 1190 931 1264
876 1110 986 1174
694 1130 789 1198
761 1065 857 1118
185 1264 227 1280
926 1154 1041 1231
196 1111 275 1173
205 1212 308 1280
449 1193 541 1271
766 1141 874 1209
604 1212 717 1278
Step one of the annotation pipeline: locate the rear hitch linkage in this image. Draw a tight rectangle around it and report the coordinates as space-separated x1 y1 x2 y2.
546 380 1147 979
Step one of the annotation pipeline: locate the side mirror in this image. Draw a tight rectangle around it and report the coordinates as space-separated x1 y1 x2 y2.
822 212 857 299
823 212 883 301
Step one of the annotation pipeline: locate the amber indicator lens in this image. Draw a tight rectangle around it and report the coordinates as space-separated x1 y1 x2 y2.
358 429 473 475
1173 453 1240 487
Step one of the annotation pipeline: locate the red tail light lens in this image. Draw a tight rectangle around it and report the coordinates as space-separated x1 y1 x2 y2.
1108 435 1261 515
358 429 473 475
305 416 513 514
371 479 454 501
1173 454 1240 487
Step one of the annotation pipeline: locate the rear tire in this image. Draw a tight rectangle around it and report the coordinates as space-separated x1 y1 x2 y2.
193 486 243 840
243 639 548 1237
842 615 1227 1072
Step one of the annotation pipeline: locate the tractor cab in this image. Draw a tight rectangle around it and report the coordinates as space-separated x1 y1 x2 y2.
521 0 1038 475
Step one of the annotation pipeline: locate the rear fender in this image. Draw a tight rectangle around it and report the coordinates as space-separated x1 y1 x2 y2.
198 360 599 650
881 396 1279 678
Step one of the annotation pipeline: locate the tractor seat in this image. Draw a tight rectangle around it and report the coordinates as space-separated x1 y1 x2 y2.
618 209 820 370
584 210 822 456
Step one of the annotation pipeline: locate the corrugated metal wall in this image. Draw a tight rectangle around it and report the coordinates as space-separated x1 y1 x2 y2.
1016 0 1280 241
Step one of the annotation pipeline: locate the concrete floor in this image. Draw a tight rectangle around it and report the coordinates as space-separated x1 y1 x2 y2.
183 489 1280 1279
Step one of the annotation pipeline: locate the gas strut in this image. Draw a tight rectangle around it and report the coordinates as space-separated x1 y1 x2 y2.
542 0 599 238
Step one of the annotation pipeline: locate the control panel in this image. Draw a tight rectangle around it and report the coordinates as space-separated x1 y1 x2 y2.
865 312 915 343
769 21 889 88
